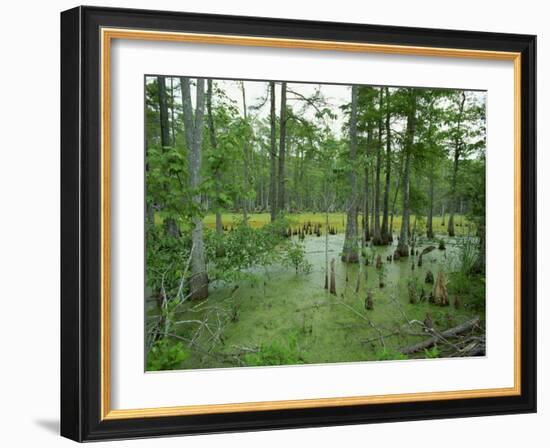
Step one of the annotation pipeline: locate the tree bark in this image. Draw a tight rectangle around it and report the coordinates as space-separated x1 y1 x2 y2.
389 142 404 240
397 89 418 257
170 77 176 147
329 258 337 295
363 120 373 243
427 166 435 239
448 92 466 237
325 188 330 290
181 78 208 300
158 76 180 238
240 81 250 223
269 81 278 222
278 82 287 214
206 80 223 235
381 87 392 244
372 88 383 245
342 85 359 263
158 76 170 149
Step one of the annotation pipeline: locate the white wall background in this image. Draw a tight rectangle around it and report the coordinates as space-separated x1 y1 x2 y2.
0 0 545 446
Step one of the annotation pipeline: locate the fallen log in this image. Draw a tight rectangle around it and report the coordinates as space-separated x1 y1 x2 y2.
400 316 480 355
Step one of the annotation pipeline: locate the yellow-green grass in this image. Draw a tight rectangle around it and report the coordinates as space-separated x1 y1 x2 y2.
155 212 474 236
202 212 475 236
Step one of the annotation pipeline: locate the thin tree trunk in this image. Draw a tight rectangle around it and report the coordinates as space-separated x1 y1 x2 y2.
427 166 435 239
158 76 170 149
181 77 208 300
381 87 392 244
364 120 373 243
389 149 405 240
278 82 287 214
269 82 278 222
342 85 359 263
372 88 383 245
158 76 179 238
170 77 176 147
324 181 330 290
397 89 418 257
145 138 155 227
240 81 250 223
206 80 223 236
448 92 466 237
330 258 337 295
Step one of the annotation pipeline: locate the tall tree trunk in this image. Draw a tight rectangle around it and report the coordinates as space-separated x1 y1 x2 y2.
448 92 466 237
363 174 369 242
170 77 176 147
390 149 405 240
397 89 418 257
381 87 392 244
363 120 373 243
158 76 170 149
278 82 287 215
342 85 359 263
206 80 223 235
269 81 278 222
427 165 435 239
181 78 208 300
324 180 330 290
158 76 179 238
372 88 383 245
240 81 250 223
145 138 155 227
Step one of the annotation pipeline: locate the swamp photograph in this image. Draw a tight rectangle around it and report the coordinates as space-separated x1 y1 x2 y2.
145 76 486 371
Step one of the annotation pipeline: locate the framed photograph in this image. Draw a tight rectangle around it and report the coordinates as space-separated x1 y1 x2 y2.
61 6 536 441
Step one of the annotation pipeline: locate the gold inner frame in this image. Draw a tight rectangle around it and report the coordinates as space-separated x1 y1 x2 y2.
100 27 522 420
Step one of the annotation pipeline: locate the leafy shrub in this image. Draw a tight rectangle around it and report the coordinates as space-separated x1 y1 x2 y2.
448 272 485 312
205 217 294 282
454 236 479 275
146 338 189 371
282 242 312 274
244 333 302 366
423 345 441 359
145 223 191 300
375 348 408 361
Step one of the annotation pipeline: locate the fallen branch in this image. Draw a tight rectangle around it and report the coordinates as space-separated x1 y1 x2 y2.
400 316 481 355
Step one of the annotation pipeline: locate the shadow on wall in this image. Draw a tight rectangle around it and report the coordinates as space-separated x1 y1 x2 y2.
33 419 59 435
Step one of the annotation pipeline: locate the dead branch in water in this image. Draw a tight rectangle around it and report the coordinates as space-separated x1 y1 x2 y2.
400 316 481 355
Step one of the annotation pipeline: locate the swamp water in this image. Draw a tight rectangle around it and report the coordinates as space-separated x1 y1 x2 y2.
150 233 483 370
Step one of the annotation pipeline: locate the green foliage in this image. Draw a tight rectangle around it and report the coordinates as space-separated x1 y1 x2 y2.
454 236 479 275
146 338 189 371
143 76 487 371
447 236 485 311
282 242 312 274
448 272 485 312
375 348 408 361
423 345 441 359
145 223 191 299
243 332 303 366
205 217 291 282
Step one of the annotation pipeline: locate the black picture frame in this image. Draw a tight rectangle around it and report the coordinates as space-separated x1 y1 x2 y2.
61 5 536 442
